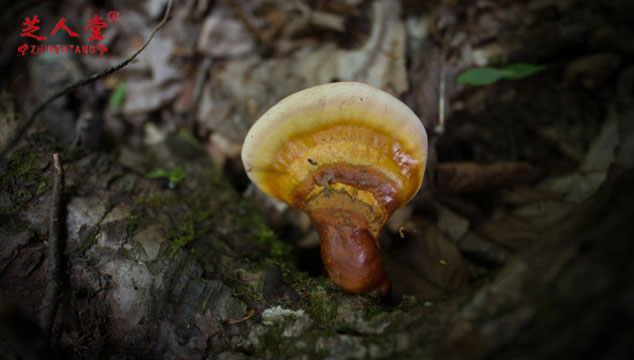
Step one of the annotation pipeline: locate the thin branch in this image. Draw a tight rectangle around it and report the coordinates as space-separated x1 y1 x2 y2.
0 0 174 161
39 153 64 338
435 58 447 135
193 57 213 108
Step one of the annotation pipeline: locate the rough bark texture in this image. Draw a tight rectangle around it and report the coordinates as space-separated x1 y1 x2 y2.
1 131 632 360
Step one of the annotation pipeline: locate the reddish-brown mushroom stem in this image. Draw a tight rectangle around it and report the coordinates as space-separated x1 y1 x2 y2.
310 207 391 295
241 82 427 295
294 164 402 295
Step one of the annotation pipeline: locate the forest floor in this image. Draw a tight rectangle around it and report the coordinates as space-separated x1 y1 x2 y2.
1 0 633 359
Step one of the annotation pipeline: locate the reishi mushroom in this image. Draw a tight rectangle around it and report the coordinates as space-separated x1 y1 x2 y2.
242 82 428 296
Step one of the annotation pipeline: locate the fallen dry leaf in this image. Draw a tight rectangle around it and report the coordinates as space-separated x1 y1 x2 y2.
336 0 408 95
137 35 184 85
197 3 256 58
497 186 562 206
385 221 469 299
435 202 470 241
539 109 618 203
283 2 345 37
436 162 534 193
194 310 221 336
564 53 621 90
122 80 183 115
480 200 575 250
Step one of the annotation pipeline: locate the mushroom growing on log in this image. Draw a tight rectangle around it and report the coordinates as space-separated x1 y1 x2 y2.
242 82 428 295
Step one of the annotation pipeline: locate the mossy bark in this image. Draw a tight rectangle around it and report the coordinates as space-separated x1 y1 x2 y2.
1 131 633 360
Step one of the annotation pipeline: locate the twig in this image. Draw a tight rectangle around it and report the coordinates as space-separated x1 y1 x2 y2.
39 153 64 338
0 0 174 162
435 60 447 135
193 57 213 108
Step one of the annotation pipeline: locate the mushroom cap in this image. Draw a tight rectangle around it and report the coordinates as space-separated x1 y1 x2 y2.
241 82 428 207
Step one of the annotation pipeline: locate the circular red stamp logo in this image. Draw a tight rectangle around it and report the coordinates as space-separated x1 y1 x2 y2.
107 11 119 23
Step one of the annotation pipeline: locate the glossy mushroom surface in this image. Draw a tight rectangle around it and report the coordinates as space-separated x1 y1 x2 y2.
242 82 427 295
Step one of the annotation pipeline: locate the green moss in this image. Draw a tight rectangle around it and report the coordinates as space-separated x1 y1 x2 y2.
124 191 179 237
310 298 337 323
250 316 351 360
251 323 285 356
0 151 38 188
1 149 50 230
120 143 297 312
140 194 162 208
169 210 212 257
146 166 187 186
303 281 342 325
234 199 293 259
108 81 127 110
0 150 50 206
256 229 292 258
124 190 216 258
362 302 389 320
124 211 140 235
250 322 329 360
176 129 202 150
36 176 50 195
170 221 196 257
78 232 99 254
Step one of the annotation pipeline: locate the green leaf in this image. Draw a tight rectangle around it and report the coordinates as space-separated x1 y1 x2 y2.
502 63 546 79
146 167 187 185
457 63 546 86
108 81 127 110
456 67 509 86
146 168 169 179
